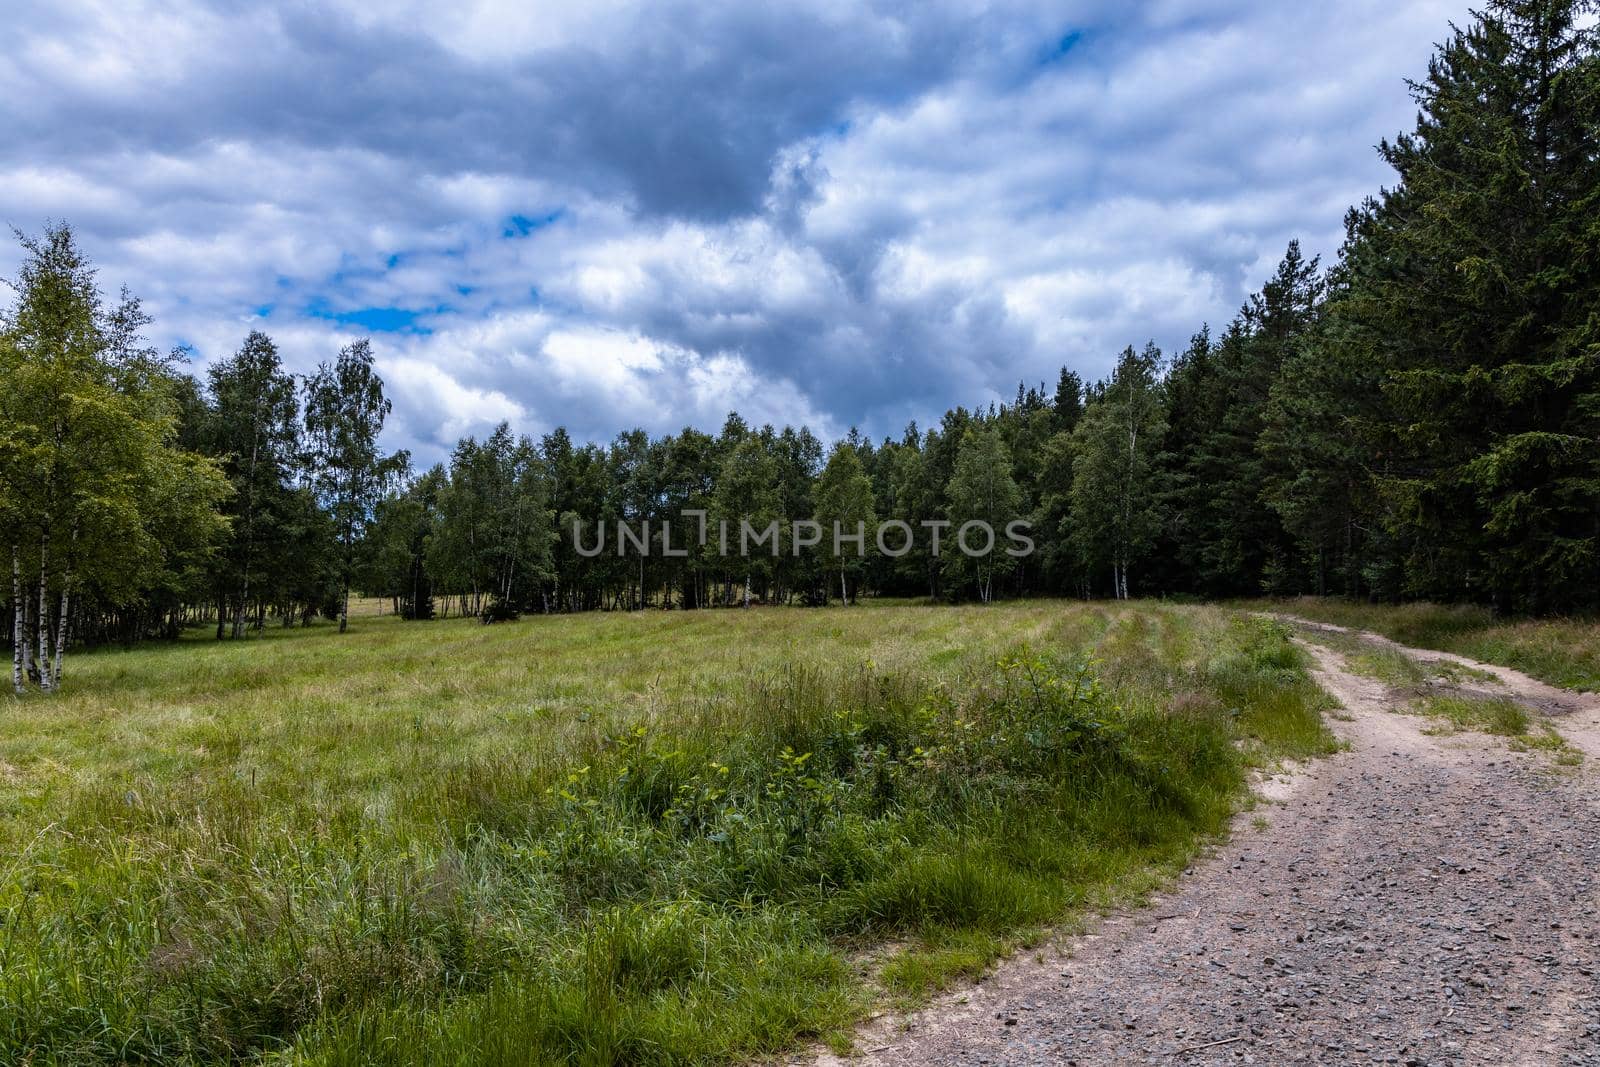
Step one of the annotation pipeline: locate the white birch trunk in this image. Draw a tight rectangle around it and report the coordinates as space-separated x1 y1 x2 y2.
20 586 34 685
35 534 51 692
52 578 70 687
52 525 77 686
236 395 262 640
10 545 22 694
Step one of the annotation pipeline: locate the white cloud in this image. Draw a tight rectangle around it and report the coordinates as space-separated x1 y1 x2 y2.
0 0 1475 464
384 356 527 451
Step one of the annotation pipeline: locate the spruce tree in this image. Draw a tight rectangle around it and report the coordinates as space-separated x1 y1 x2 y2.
1333 0 1600 610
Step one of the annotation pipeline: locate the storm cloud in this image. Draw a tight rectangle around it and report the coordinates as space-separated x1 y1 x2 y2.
2 0 1467 461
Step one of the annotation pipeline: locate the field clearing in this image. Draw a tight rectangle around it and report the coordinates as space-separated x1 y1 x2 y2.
1 601 1335 1065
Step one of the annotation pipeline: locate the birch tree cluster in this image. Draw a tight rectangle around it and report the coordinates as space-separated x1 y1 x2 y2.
0 225 408 691
1 225 228 692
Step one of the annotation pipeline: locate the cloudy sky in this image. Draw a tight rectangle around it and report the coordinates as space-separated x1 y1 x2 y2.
3 0 1467 464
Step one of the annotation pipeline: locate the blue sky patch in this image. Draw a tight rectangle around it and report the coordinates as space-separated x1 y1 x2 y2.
1040 31 1082 66
307 303 433 334
502 210 565 238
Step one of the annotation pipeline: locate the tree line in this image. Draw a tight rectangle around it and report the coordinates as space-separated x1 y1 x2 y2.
3 0 1596 690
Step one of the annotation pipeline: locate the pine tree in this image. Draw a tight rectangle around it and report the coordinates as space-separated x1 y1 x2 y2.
1167 245 1322 596
1052 368 1084 434
1259 252 1387 598
1332 0 1600 610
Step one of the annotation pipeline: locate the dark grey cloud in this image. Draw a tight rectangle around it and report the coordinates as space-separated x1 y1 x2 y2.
0 0 1470 464
3 0 1059 219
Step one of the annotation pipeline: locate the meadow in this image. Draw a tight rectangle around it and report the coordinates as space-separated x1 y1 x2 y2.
0 601 1335 1065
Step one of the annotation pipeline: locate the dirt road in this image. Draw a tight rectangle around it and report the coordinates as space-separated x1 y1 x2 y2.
815 623 1600 1065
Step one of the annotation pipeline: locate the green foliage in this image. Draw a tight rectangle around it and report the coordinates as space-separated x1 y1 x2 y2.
0 223 229 685
303 339 409 632
712 436 782 603
202 330 304 637
1298 0 1600 611
8 1 1600 659
944 426 1022 602
1070 343 1166 598
424 423 554 616
814 442 877 602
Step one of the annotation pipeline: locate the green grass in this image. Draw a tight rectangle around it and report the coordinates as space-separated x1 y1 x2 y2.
1524 734 1586 766
1293 624 1432 690
1250 597 1600 691
1411 693 1531 737
0 602 1334 1065
877 926 1014 1000
1405 693 1582 766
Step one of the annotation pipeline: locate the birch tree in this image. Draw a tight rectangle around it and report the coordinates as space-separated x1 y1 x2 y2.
428 423 554 617
302 339 408 633
712 437 779 607
1070 344 1166 599
945 425 1022 603
813 441 877 604
205 331 299 637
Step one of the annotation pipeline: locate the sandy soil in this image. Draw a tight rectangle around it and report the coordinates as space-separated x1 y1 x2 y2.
807 624 1600 1066
1274 615 1600 763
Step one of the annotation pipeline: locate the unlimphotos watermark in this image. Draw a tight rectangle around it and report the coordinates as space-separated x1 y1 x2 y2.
571 510 1034 559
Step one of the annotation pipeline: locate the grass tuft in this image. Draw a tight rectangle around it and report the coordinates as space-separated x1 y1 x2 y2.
1411 694 1530 736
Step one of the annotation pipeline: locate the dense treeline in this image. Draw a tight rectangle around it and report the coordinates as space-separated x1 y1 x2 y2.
3 0 1597 687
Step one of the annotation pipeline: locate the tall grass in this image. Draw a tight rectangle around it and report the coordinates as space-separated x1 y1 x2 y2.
0 603 1332 1064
